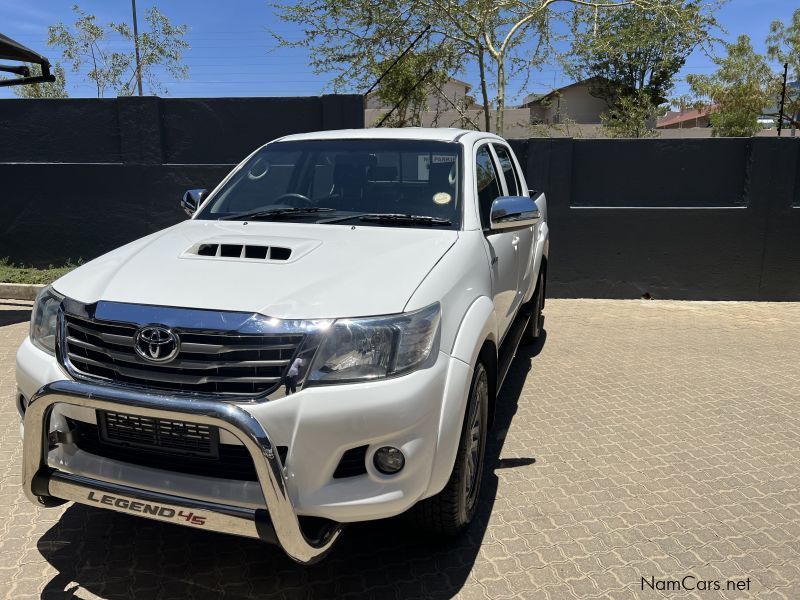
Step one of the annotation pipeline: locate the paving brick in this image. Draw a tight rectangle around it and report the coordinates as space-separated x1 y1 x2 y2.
1 298 799 598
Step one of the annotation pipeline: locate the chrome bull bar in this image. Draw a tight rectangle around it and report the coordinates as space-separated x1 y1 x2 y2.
22 380 343 564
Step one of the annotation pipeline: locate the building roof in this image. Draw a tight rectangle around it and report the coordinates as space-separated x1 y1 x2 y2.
0 33 49 64
657 106 714 128
447 78 473 90
522 77 604 107
365 76 472 98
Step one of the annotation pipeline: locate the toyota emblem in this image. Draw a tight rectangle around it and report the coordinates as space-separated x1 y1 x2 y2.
134 325 179 363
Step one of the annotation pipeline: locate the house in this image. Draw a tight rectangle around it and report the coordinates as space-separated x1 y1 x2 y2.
521 78 609 124
364 77 479 112
657 106 713 129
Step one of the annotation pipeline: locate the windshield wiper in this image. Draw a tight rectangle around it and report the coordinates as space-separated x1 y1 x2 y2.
221 207 336 221
358 213 452 226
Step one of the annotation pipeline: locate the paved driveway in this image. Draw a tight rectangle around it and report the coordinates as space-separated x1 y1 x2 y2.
1 299 799 599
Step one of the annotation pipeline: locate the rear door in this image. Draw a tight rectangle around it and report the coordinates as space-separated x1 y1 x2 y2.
492 143 536 306
476 143 518 340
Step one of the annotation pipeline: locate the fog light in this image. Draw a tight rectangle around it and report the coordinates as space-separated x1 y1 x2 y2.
373 446 405 474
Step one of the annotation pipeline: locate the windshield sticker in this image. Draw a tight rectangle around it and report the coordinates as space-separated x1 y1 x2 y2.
432 155 456 163
433 192 452 205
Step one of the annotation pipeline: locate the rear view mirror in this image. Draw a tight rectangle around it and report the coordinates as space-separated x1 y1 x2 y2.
181 189 208 216
489 196 540 230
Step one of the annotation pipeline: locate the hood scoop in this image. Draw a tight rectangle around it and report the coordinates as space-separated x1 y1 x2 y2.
182 235 322 264
194 243 291 261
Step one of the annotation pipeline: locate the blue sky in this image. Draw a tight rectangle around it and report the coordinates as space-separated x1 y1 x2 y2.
0 0 796 104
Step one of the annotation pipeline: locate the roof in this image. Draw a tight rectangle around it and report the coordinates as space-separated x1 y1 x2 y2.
0 33 55 88
0 33 49 64
522 77 604 107
447 78 473 90
279 127 492 143
365 76 472 98
657 106 713 128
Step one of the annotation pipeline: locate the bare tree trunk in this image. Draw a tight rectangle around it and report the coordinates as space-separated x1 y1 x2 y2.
477 46 491 132
89 45 101 98
496 55 505 136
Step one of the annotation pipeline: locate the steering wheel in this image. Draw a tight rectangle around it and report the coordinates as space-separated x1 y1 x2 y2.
273 193 313 208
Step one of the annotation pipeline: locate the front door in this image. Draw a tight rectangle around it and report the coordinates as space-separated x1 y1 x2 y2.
476 143 518 341
493 143 536 307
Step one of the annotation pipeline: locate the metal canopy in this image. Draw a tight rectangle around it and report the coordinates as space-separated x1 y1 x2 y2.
0 32 56 87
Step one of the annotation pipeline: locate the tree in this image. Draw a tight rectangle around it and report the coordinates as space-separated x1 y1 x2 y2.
568 0 718 136
687 35 779 137
369 47 462 127
272 0 676 135
766 8 800 127
3 62 69 98
47 4 189 97
600 90 662 137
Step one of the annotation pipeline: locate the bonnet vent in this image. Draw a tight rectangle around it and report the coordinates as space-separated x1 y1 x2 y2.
194 243 292 261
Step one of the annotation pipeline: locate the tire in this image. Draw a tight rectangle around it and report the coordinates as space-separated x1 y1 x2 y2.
522 269 545 345
412 361 489 536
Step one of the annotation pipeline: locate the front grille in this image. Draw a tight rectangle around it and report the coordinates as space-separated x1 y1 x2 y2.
99 411 218 457
62 313 303 397
68 418 289 482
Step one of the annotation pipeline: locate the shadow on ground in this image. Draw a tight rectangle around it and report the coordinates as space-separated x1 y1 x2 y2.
37 332 547 600
0 303 31 327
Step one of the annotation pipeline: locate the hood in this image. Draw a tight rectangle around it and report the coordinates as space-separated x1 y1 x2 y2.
53 220 458 319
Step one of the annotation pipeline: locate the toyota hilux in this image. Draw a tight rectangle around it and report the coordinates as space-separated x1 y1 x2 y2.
16 128 548 563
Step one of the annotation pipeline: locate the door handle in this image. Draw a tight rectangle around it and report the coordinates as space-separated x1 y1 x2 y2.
512 235 520 246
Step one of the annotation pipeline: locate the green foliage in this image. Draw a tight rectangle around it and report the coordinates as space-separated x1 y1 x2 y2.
600 90 662 138
767 8 800 79
0 258 78 285
568 0 718 136
272 0 675 135
3 62 68 98
47 4 189 97
767 8 800 126
687 35 779 137
369 49 461 127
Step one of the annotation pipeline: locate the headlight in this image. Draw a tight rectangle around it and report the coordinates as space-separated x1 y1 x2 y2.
30 286 63 355
307 303 440 384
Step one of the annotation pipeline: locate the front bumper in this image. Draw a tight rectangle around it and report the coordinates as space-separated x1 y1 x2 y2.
23 380 342 564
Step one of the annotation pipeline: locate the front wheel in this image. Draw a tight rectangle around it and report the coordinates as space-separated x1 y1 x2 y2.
412 362 489 536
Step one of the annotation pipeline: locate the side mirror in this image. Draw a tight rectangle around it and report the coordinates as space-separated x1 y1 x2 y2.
489 196 540 230
181 189 208 216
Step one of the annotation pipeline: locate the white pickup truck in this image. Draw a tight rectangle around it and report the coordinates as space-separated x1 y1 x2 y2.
17 128 548 563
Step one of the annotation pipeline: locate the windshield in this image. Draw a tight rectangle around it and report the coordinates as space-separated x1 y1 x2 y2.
195 139 462 228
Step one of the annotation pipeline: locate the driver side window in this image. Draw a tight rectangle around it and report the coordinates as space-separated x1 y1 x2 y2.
475 145 501 229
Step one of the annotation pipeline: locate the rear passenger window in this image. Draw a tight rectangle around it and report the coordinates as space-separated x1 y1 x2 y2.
493 145 521 197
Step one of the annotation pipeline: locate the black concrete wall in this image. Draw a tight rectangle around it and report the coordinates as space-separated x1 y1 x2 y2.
509 137 800 301
0 95 364 266
1 95 797 300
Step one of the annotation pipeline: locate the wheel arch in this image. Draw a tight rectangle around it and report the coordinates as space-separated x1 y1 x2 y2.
424 296 497 499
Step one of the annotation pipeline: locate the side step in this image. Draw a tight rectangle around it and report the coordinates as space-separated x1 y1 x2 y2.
497 310 531 391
